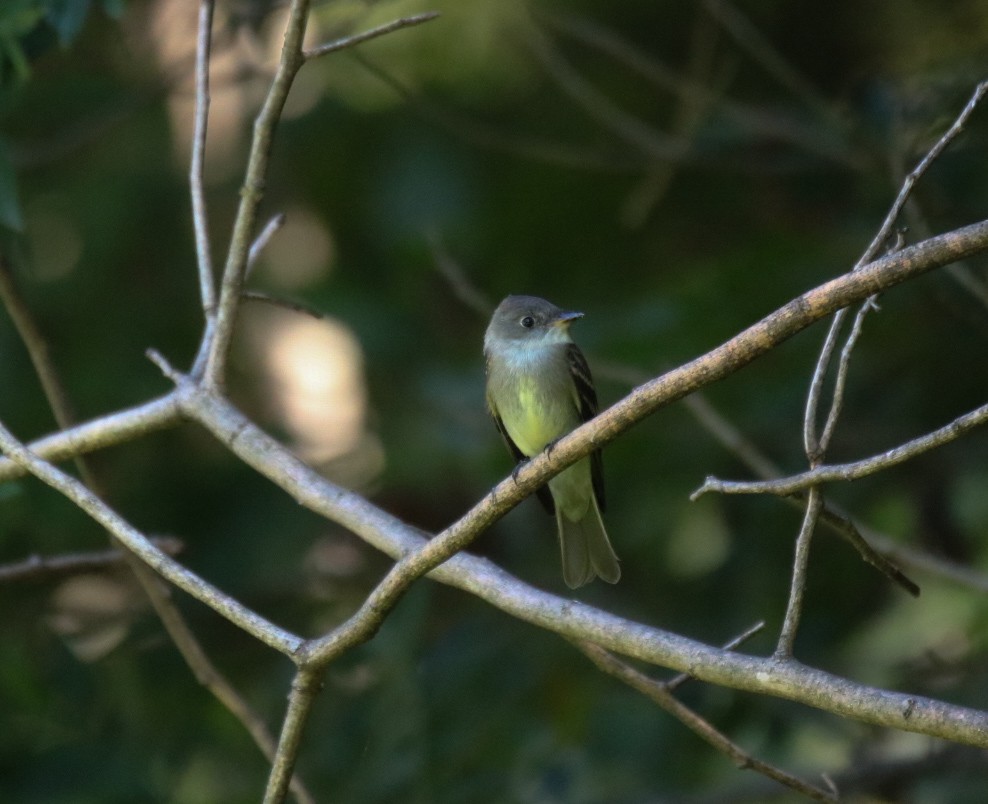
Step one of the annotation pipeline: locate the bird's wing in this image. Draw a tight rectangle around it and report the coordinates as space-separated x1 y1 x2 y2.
567 343 605 512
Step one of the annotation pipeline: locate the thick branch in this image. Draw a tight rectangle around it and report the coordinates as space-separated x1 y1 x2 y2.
165 379 988 746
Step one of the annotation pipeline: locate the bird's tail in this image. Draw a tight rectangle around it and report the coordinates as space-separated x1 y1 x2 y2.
556 496 621 588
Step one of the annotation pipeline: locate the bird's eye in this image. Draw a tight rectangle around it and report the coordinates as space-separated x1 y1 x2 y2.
520 316 535 329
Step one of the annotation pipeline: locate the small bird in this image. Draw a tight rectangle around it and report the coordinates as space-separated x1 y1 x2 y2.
484 295 620 588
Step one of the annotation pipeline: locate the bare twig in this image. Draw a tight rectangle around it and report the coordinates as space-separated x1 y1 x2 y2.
0 395 182 482
701 0 842 127
0 537 184 583
0 258 84 452
247 212 287 276
778 82 988 655
665 620 765 692
804 81 988 461
190 0 217 318
204 0 311 386
242 291 324 320
303 12 440 60
427 230 493 316
0 261 314 801
0 417 302 656
814 507 919 597
524 22 688 162
776 487 823 658
540 9 861 170
817 296 879 454
577 640 837 801
694 399 988 499
679 384 988 598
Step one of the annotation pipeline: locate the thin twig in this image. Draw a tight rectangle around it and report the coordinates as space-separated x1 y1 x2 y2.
576 641 837 802
0 262 314 801
665 620 765 692
524 22 688 162
0 258 84 457
540 9 861 170
776 486 823 658
247 212 287 277
804 80 988 461
701 0 843 128
204 0 311 387
815 506 919 597
693 399 988 499
803 310 846 462
303 12 440 60
0 417 303 656
190 0 217 317
817 296 878 454
0 538 184 583
242 291 324 320
680 388 988 597
426 230 493 316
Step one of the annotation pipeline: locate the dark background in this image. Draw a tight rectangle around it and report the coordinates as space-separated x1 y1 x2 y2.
1 1 988 801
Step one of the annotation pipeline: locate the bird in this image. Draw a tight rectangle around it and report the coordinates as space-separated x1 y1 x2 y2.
484 294 620 588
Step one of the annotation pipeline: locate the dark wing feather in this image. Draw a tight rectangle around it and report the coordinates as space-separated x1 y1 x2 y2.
486 361 555 514
566 344 605 512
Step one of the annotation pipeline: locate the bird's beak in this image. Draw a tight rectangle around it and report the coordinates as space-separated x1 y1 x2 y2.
552 310 584 328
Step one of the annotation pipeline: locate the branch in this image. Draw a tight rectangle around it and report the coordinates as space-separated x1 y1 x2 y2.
0 417 303 657
524 21 688 162
190 0 217 318
674 384 982 597
0 538 184 583
694 400 988 498
204 0 310 386
157 368 988 746
803 80 988 461
576 641 837 802
303 12 440 60
247 212 286 276
0 395 182 482
264 667 323 804
776 487 823 658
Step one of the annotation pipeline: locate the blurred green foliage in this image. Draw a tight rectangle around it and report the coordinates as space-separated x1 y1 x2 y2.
1 0 988 801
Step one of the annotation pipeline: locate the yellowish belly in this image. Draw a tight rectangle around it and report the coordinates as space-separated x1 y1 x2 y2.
507 377 564 456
